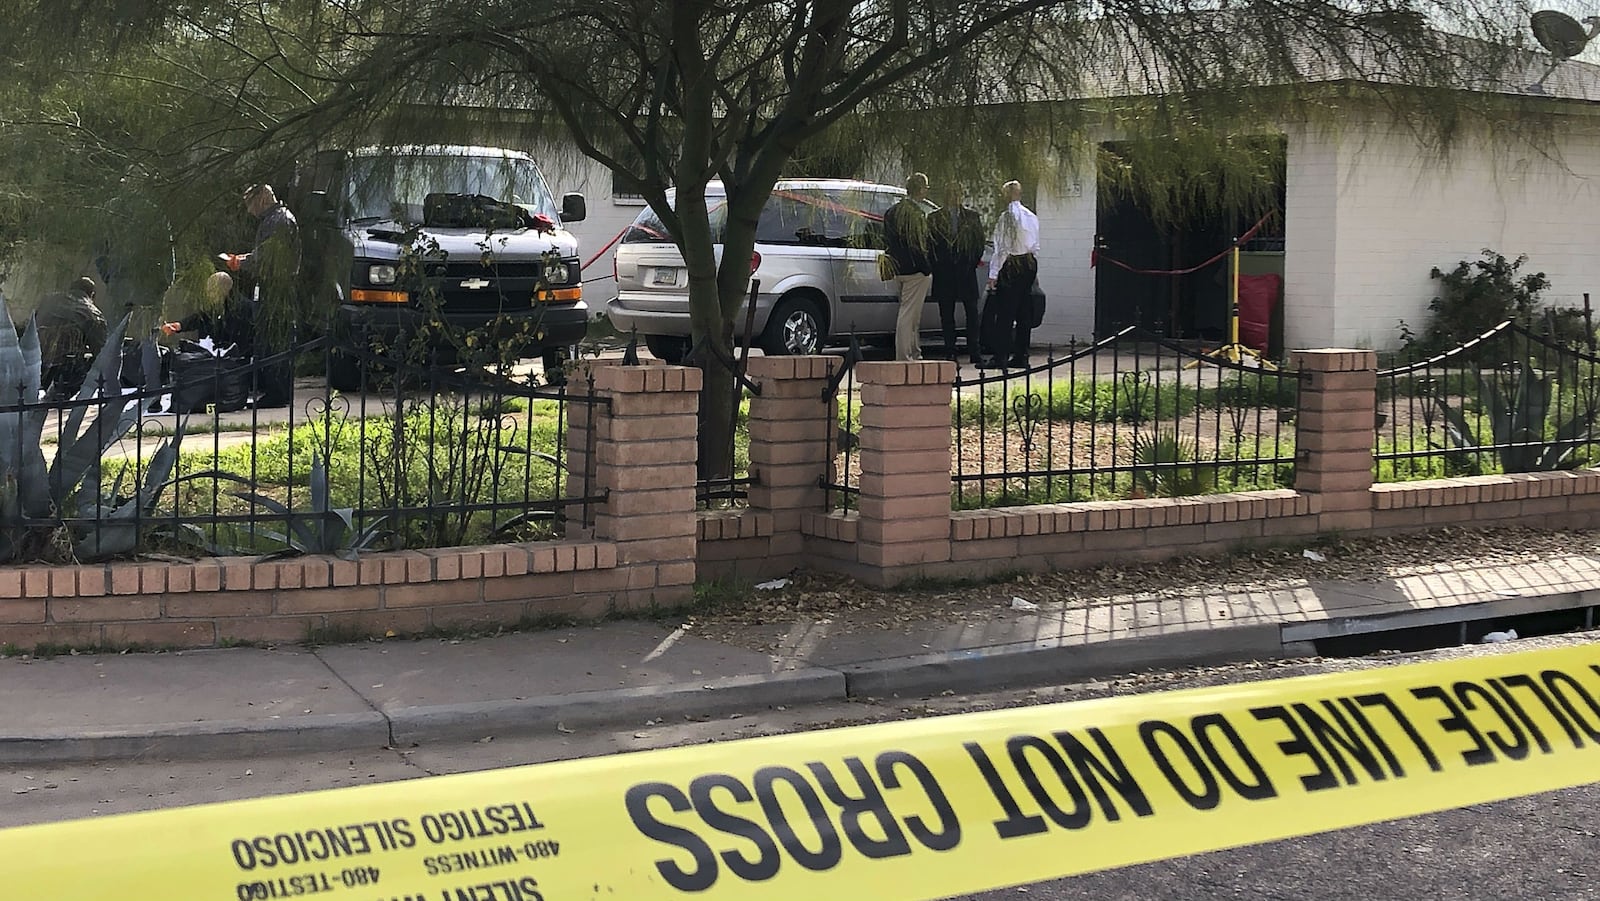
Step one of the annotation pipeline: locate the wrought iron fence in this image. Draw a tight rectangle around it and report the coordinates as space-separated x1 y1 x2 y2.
0 333 605 565
952 329 1304 509
682 337 759 508
1375 320 1600 482
821 337 865 513
677 282 768 507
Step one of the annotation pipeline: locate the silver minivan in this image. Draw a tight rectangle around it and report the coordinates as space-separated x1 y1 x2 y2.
606 179 968 360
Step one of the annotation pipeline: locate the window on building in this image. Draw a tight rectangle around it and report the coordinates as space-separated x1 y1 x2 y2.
612 169 646 206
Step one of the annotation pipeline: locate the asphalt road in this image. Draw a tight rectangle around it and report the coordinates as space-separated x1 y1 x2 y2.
5 633 1599 899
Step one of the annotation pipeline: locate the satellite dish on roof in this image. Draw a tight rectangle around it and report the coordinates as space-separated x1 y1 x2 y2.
1532 10 1600 59
1526 10 1600 93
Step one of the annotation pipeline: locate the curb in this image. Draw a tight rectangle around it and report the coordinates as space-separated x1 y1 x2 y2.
1280 589 1599 642
386 668 848 747
839 624 1285 699
0 712 391 765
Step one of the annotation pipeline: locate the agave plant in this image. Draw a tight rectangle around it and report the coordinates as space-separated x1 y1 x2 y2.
0 293 183 561
1130 430 1216 498
226 453 389 560
1436 361 1599 472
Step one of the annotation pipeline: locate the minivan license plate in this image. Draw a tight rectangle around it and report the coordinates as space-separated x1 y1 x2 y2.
652 268 677 286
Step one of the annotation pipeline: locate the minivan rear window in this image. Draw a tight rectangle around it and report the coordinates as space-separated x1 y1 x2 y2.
620 186 898 247
621 197 728 244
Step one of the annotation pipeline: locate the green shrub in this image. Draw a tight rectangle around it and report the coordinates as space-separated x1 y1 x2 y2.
1401 250 1555 354
1131 431 1215 497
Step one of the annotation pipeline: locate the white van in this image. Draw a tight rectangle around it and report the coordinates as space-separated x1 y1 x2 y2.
295 145 588 387
606 179 969 360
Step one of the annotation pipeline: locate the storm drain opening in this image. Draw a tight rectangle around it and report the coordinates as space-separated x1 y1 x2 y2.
1311 604 1598 659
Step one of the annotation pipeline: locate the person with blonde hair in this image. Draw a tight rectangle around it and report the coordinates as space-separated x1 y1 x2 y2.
881 172 938 361
978 179 1041 370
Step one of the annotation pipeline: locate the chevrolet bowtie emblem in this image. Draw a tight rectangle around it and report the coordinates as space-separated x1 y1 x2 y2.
460 278 491 290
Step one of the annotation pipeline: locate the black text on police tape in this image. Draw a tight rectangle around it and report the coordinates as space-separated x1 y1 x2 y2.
625 663 1600 891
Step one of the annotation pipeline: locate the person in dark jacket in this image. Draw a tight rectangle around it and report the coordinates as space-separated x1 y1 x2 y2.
928 183 986 364
226 183 302 287
881 172 936 361
166 184 301 407
36 277 108 399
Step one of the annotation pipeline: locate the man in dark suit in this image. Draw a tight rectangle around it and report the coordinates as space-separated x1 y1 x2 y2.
929 183 986 363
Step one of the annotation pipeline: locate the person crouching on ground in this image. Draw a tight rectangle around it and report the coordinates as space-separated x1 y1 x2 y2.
37 277 108 400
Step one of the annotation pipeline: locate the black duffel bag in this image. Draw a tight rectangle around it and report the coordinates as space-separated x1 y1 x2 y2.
120 339 172 390
170 349 251 415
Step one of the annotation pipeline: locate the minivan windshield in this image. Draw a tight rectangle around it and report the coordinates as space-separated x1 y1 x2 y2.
345 154 560 223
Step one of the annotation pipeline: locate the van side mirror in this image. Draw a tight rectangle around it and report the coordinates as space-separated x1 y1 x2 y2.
561 192 587 224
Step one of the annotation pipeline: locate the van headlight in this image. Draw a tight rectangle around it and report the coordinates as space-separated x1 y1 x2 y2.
543 258 572 285
368 264 399 286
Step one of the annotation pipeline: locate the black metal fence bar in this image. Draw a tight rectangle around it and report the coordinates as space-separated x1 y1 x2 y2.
687 342 756 507
821 344 861 512
1375 320 1600 482
951 328 1303 509
3 334 606 564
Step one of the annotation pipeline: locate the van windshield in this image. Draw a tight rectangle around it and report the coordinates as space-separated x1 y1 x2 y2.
622 196 728 244
345 154 559 223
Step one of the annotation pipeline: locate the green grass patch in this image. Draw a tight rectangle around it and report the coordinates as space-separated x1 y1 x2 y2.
951 372 1299 427
127 397 569 553
952 458 1296 510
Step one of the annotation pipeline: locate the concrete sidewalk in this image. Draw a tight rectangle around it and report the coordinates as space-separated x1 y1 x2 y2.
3 553 1598 763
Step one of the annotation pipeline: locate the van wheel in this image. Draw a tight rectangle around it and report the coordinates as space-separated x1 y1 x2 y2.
644 335 691 364
762 295 826 356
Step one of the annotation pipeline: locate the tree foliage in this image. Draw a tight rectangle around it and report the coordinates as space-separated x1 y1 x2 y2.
0 0 1548 469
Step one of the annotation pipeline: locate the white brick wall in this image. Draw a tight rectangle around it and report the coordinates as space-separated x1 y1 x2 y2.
1287 112 1600 350
1034 158 1099 344
1283 123 1343 350
541 155 644 309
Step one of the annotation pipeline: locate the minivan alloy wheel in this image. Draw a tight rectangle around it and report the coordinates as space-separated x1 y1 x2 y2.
768 296 824 356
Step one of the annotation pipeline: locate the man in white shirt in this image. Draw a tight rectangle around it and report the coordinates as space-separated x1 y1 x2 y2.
979 180 1041 370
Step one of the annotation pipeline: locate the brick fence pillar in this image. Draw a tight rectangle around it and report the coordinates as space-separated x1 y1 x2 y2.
588 364 703 608
1293 349 1377 532
855 360 955 583
747 356 834 569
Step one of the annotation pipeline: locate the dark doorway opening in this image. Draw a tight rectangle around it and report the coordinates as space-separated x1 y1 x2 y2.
1093 137 1287 342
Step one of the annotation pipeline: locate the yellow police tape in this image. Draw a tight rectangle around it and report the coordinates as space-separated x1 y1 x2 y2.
6 643 1600 901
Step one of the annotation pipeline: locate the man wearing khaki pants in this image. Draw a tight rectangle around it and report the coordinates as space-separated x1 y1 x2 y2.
881 172 937 361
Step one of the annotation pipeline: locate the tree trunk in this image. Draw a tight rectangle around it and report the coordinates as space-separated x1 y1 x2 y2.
696 323 738 483
672 183 734 482
692 142 798 482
